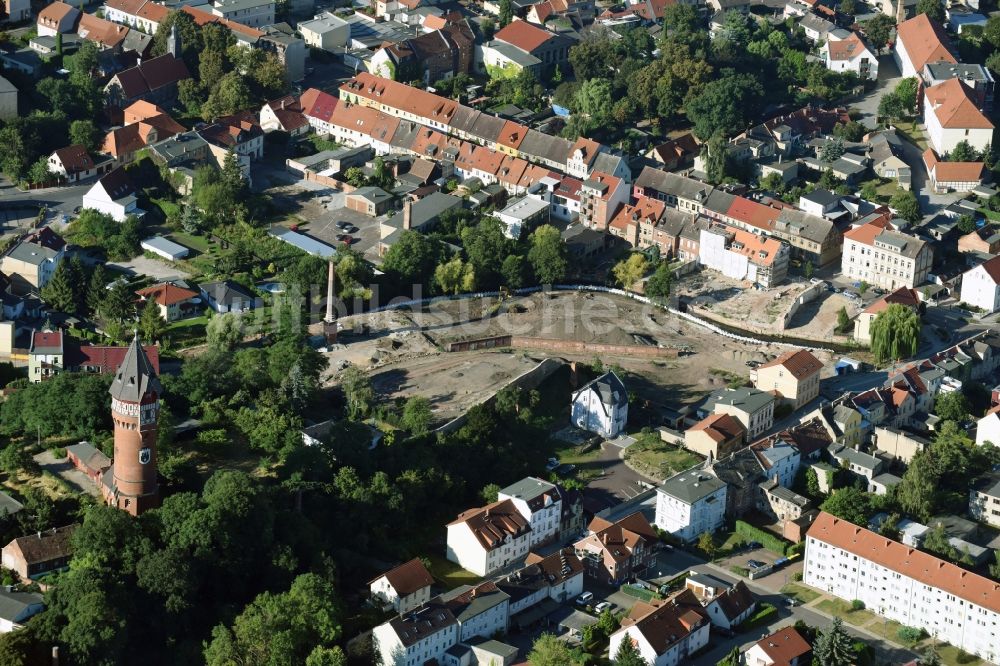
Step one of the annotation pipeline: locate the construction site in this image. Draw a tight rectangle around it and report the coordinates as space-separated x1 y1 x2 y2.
320 289 836 424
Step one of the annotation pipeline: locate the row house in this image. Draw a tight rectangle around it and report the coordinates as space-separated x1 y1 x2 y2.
927 329 1000 383
751 437 801 490
102 101 186 164
299 88 340 136
370 21 475 85
573 512 657 585
804 512 1000 663
684 413 746 460
894 13 956 79
259 95 310 136
633 166 715 215
496 477 563 548
772 208 842 267
608 590 710 666
497 549 584 615
803 400 864 448
104 0 168 34
737 105 848 157
579 172 628 231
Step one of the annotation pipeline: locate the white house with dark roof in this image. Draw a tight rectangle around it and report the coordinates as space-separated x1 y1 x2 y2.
0 589 44 633
976 408 1000 448
369 558 435 614
655 468 727 543
497 477 562 547
704 580 756 631
81 167 143 222
570 371 628 438
372 602 459 666
199 280 262 313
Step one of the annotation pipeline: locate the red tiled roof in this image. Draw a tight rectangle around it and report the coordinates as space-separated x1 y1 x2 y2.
809 511 1000 613
924 78 993 130
369 558 434 594
77 13 130 49
299 88 339 123
977 255 1000 284
726 197 779 231
827 31 874 61
38 1 77 25
863 287 921 315
136 282 198 306
30 330 63 351
758 349 823 380
689 413 745 443
896 13 956 72
494 19 556 53
52 145 95 175
844 218 895 245
72 344 160 374
497 120 527 150
753 627 812 666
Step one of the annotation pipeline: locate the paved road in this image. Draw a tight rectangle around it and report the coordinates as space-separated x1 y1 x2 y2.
0 176 91 215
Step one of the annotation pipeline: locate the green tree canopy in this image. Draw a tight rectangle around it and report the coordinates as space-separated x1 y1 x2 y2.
869 303 921 363
889 189 921 224
820 487 875 525
814 618 855 666
527 225 568 284
685 72 764 140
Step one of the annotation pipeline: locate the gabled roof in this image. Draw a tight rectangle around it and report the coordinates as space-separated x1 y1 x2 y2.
617 589 708 656
689 413 746 443
808 511 1000 614
370 558 434 595
752 626 812 666
448 499 530 551
924 78 993 130
726 197 779 231
709 580 755 621
827 31 874 61
77 13 130 49
5 525 77 565
896 13 956 73
110 53 190 99
38 1 79 26
757 349 823 380
924 149 984 184
95 167 137 202
494 19 557 53
51 145 95 175
30 330 63 355
71 344 160 374
972 255 1000 285
573 371 627 413
300 87 340 122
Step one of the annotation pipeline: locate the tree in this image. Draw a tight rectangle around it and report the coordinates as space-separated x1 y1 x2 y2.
934 390 970 422
806 467 822 496
858 280 869 296
528 634 581 666
201 72 254 121
877 92 906 124
889 189 921 223
821 137 845 163
837 306 851 334
921 523 955 559
575 78 614 128
612 253 650 290
498 0 512 26
803 260 815 279
697 530 717 558
139 299 166 343
527 225 568 285
501 254 526 289
814 618 855 666
69 120 100 152
840 0 856 14
704 132 728 183
479 483 500 504
686 73 764 140
895 77 919 113
27 158 53 186
863 14 895 52
717 646 740 666
833 120 866 142
956 215 977 235
481 17 495 40
949 141 978 162
870 303 921 363
820 487 874 525
434 255 475 295
401 396 432 436
41 262 80 314
382 231 442 288
340 366 373 419
916 0 945 22
645 261 672 304
614 636 648 665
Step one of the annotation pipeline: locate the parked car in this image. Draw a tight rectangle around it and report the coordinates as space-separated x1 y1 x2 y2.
745 541 762 550
555 463 576 477
336 234 354 244
336 221 351 230
747 559 766 569
594 602 613 614
576 592 594 606
545 457 560 472
344 224 359 233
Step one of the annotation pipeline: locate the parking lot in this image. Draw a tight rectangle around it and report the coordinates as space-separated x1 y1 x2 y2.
305 206 383 258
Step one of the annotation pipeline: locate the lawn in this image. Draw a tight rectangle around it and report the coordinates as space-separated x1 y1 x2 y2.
423 554 482 590
168 231 212 253
935 644 983 666
815 598 877 626
166 316 209 349
896 124 930 151
780 583 820 604
552 440 602 466
623 432 703 481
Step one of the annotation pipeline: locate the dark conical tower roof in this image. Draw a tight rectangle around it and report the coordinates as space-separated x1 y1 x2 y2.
109 333 162 403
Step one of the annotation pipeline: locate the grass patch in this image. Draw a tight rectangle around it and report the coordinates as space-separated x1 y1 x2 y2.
423 553 482 590
166 316 209 349
780 583 820 604
896 124 930 151
738 603 777 632
623 431 703 480
168 231 211 254
815 598 877 626
729 566 750 578
621 584 660 602
936 644 983 666
710 368 747 389
977 207 1000 221
552 440 602 466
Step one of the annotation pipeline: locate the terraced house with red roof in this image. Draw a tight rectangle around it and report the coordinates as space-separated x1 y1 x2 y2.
804 511 1000 663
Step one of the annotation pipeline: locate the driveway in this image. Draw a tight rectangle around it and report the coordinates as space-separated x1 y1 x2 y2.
580 440 657 513
852 54 902 130
33 449 101 497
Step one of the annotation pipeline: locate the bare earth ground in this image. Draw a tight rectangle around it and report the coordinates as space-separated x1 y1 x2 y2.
320 291 836 419
676 272 860 340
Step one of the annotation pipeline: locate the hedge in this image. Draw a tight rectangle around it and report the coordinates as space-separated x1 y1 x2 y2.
738 603 778 632
735 520 794 555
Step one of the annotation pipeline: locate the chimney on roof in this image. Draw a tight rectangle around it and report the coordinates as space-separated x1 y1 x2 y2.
403 200 412 230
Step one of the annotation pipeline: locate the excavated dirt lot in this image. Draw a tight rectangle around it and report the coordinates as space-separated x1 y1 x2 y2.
319 291 836 420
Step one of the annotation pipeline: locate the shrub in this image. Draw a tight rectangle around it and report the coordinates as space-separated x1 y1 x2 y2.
792 571 803 582
735 520 793 555
850 599 865 611
738 603 777 631
896 626 924 644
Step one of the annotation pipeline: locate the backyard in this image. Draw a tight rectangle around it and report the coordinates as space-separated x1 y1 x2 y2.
623 431 702 482
814 598 878 626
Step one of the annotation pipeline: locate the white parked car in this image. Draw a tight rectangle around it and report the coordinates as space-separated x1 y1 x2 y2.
575 592 594 606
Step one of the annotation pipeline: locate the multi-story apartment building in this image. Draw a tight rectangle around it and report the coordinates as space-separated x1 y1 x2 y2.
446 499 531 576
369 558 435 614
699 223 790 289
372 603 459 666
210 0 275 28
496 549 584 613
842 221 933 290
655 469 727 543
969 471 1000 528
704 387 776 439
960 256 1000 314
804 512 1000 663
497 477 562 548
574 512 657 585
752 349 823 409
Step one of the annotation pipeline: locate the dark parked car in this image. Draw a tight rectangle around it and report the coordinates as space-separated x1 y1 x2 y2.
747 559 766 569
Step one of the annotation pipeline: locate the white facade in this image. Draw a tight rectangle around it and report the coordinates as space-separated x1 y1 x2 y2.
841 228 933 290
210 0 275 28
977 411 1000 447
299 12 350 50
372 616 458 666
370 577 432 615
497 479 561 548
608 617 710 666
804 516 1000 663
960 260 1000 313
445 520 530 577
81 180 140 223
654 477 727 543
925 111 994 156
570 372 628 438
